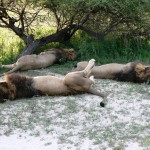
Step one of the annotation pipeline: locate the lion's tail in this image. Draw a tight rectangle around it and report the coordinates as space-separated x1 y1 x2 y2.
100 97 108 107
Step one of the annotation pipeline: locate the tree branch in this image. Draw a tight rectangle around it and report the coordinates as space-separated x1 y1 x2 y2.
78 25 105 41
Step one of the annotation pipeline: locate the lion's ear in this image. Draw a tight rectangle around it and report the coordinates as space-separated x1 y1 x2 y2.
135 63 145 74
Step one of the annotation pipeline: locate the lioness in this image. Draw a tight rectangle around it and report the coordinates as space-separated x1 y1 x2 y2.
1 48 77 75
72 61 150 83
0 59 106 107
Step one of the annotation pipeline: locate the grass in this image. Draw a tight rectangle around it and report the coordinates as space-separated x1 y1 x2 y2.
0 68 150 149
71 32 150 64
0 28 24 64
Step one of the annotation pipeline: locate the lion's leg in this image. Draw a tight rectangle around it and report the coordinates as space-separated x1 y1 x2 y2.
2 64 15 69
0 63 20 77
82 59 95 77
89 75 95 84
4 64 22 74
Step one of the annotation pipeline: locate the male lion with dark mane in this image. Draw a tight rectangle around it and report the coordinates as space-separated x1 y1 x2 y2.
1 48 77 75
0 59 106 107
72 61 150 83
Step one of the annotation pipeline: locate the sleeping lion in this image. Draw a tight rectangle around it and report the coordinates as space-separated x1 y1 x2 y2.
72 61 150 83
0 59 106 107
1 48 77 75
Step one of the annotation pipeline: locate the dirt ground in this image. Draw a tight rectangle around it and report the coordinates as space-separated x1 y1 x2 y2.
0 67 150 150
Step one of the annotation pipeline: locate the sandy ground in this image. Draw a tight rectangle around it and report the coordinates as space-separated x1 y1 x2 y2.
0 68 149 150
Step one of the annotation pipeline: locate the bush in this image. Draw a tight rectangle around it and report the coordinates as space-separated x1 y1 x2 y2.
71 31 150 64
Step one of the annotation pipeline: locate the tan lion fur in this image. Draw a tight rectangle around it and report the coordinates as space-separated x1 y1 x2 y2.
2 48 77 75
72 61 150 83
0 59 106 106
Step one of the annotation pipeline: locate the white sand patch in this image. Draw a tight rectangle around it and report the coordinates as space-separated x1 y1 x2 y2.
125 142 144 150
0 134 58 150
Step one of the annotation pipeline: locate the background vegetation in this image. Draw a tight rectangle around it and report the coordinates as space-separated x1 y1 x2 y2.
0 0 150 65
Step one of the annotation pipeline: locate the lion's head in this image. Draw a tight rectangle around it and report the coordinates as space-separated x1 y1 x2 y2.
0 82 9 102
135 63 150 83
0 79 17 102
42 48 77 61
62 48 77 61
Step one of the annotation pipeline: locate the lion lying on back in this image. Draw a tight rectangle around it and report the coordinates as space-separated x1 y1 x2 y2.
2 48 77 75
72 61 150 83
0 59 106 107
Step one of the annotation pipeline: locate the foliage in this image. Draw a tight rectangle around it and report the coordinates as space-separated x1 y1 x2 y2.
40 0 150 40
71 31 150 64
1 0 150 64
0 28 24 64
1 0 150 57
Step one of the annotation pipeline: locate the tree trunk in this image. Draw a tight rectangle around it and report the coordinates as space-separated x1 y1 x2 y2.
78 25 105 41
18 40 40 57
18 24 105 58
18 25 78 58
